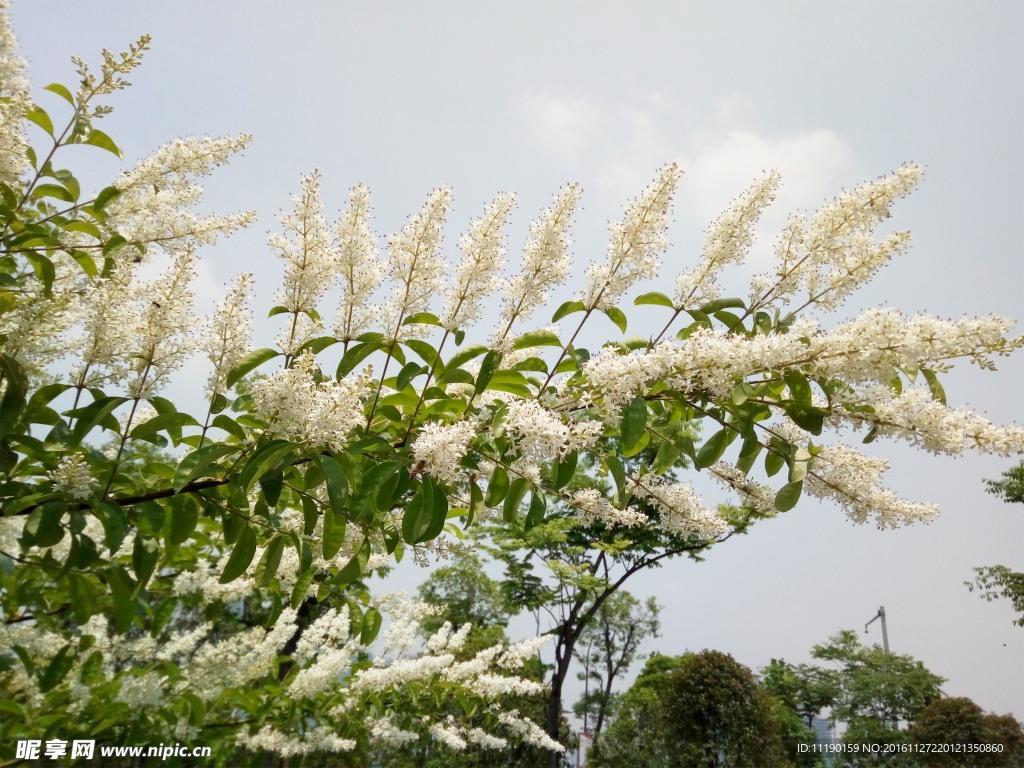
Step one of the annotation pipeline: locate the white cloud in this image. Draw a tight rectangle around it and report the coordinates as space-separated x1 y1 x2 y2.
680 128 855 223
520 93 600 159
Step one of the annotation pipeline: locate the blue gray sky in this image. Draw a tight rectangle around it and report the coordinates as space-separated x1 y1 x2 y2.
12 1 1023 720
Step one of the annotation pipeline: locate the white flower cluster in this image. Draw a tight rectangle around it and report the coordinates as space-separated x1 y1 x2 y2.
570 488 648 528
249 351 371 452
502 397 602 465
631 476 728 538
834 385 1024 456
579 163 681 311
237 725 356 757
270 171 339 353
383 187 452 338
333 182 387 341
754 164 922 312
107 135 255 258
412 419 477 484
203 273 253 395
0 0 29 188
709 462 777 516
674 170 780 307
441 192 516 331
47 453 98 500
494 183 580 347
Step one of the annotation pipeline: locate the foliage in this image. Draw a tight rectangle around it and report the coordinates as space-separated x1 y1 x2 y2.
808 631 943 765
967 461 1024 626
2 6 1023 763
589 651 799 768
573 590 660 736
907 697 1024 767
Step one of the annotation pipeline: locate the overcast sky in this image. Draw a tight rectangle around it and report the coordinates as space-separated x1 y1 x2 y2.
12 1 1024 722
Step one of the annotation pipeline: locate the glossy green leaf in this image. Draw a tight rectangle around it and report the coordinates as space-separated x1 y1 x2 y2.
174 443 239 490
699 297 746 313
603 306 628 333
239 440 296 493
775 480 803 512
474 350 502 396
39 646 75 693
634 292 675 308
219 524 257 583
695 428 734 469
921 367 946 405
554 451 578 490
620 395 648 455
43 82 75 105
447 344 488 370
552 299 585 322
605 453 626 505
360 607 383 645
503 477 529 523
255 535 285 586
226 348 281 389
484 465 509 507
25 105 54 136
512 330 561 350
82 128 123 158
166 495 200 547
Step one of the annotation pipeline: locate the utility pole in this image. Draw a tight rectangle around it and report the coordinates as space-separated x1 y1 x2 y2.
865 606 889 652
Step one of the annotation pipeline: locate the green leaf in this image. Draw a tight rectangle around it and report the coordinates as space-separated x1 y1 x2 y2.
396 362 423 391
129 411 200 443
404 339 439 368
322 507 347 560
788 447 812 483
764 450 786 477
620 395 648 456
255 535 285 586
316 454 349 509
603 306 627 333
31 183 74 203
296 336 340 356
131 534 159 588
65 396 127 441
25 105 54 136
786 404 826 436
334 539 369 585
39 645 75 693
525 491 546 530
91 501 127 554
82 128 123 158
166 495 200 547
512 330 562 350
402 311 440 327
634 292 675 308
225 348 281 389
605 453 626 505
290 569 315 608
552 299 585 322
554 452 578 490
259 470 283 508
775 480 803 512
735 435 762 475
484 465 509 507
337 340 383 378
921 367 946 405
106 566 137 633
447 344 489 370
219 524 257 583
503 477 529 523
474 350 502 396
698 297 746 313
652 439 682 475
43 82 75 106
93 185 121 211
695 428 734 469
239 440 296 493
174 443 239 490
732 382 755 406
0 354 28 439
486 370 533 398
360 607 383 645
783 369 813 406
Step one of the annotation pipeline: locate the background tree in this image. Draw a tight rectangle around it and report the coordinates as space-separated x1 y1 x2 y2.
589 650 798 768
907 697 1024 767
572 590 660 736
967 461 1024 626
808 631 944 765
3 5 1024 762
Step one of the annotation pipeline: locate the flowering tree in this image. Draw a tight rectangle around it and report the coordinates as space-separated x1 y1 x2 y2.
2 5 1024 764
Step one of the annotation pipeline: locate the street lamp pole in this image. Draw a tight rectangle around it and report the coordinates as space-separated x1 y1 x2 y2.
864 606 889 653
